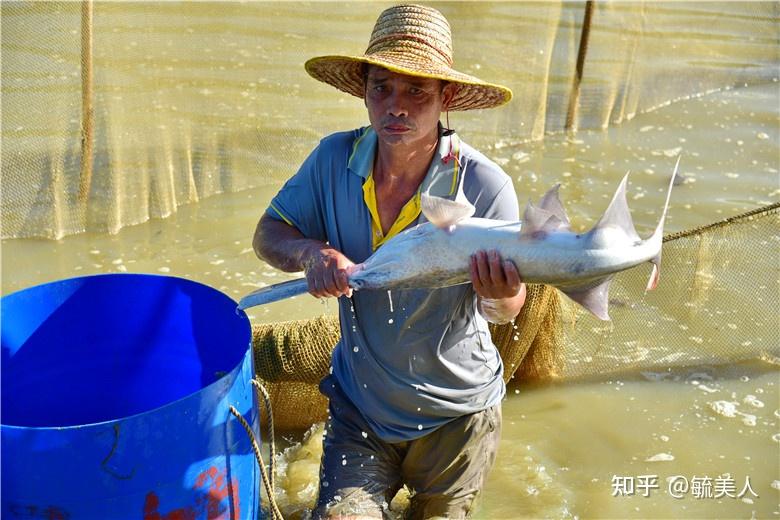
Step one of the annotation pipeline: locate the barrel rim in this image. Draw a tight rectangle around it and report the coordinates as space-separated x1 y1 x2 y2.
1 273 254 430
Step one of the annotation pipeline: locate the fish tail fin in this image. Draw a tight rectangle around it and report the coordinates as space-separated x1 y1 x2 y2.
559 276 615 321
238 277 309 310
646 155 681 291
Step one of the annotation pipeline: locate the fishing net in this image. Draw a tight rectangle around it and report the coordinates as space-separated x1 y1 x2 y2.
252 203 779 430
2 2 777 239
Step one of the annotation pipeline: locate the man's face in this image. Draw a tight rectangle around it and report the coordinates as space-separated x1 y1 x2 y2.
364 66 456 148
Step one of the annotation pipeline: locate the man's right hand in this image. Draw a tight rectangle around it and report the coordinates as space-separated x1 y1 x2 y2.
302 246 355 298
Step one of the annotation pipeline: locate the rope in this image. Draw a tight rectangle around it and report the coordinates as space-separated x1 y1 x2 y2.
229 377 284 520
663 201 780 242
252 378 277 495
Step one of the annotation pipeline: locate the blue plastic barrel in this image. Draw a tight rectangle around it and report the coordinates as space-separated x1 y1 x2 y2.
1 274 260 519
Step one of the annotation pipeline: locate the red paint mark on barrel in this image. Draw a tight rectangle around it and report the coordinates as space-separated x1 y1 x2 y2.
143 466 241 520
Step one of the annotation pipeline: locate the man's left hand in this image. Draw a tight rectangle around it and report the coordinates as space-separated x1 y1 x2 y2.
470 250 526 323
470 250 523 299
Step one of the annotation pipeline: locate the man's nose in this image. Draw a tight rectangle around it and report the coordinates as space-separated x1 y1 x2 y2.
387 91 408 118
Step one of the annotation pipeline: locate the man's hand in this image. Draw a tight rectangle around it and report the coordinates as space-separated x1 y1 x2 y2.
469 250 526 323
254 215 355 299
303 245 355 299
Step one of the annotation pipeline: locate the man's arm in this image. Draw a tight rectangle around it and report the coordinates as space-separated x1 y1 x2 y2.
470 249 526 324
253 214 354 298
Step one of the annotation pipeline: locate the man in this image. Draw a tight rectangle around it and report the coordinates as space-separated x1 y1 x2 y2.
253 4 525 518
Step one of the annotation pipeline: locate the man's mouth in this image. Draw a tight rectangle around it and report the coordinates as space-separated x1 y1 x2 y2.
384 124 410 133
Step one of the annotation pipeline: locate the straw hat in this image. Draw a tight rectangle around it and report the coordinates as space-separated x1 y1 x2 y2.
304 4 512 111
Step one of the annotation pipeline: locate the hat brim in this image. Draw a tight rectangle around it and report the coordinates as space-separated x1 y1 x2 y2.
305 54 512 111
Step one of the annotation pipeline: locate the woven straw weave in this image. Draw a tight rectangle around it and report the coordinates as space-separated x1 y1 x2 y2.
304 4 512 111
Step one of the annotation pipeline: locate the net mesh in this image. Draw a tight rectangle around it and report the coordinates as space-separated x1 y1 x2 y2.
2 2 777 239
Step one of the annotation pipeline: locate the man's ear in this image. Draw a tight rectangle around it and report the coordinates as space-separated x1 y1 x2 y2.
442 82 459 110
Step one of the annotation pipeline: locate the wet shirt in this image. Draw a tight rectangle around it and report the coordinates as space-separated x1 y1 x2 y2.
266 126 519 442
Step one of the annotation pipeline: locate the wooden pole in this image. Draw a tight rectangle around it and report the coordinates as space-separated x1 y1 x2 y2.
78 0 94 202
565 0 595 132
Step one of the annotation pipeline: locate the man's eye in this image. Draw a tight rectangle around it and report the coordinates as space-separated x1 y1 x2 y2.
409 87 422 94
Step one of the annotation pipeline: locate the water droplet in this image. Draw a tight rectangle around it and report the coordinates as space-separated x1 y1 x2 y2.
361 431 368 438
417 424 423 430
322 480 329 487
353 346 359 353
388 318 394 324
342 459 347 465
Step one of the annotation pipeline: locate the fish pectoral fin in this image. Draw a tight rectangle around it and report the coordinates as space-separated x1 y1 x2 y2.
520 201 565 238
559 276 614 321
421 192 475 229
537 183 571 230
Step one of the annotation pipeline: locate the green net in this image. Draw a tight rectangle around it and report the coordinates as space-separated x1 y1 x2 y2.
3 2 777 238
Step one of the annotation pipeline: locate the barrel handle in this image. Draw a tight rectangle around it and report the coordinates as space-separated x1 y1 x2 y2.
229 378 284 520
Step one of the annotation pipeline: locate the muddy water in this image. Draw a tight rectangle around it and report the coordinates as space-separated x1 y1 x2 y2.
3 79 777 519
2 2 779 518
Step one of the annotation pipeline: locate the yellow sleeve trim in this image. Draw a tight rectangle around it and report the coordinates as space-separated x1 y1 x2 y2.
269 203 294 227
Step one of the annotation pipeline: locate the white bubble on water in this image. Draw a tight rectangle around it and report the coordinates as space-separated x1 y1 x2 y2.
388 319 394 324
645 453 674 462
341 459 347 466
353 346 359 353
418 424 423 430
771 480 780 490
709 400 739 418
361 431 368 439
740 414 756 427
743 395 764 408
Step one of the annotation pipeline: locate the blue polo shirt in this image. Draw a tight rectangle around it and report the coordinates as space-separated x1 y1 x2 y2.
266 126 519 442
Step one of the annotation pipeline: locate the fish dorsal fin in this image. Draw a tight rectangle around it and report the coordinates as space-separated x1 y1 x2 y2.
589 172 641 242
421 191 475 229
520 201 564 238
537 184 571 231
560 276 614 321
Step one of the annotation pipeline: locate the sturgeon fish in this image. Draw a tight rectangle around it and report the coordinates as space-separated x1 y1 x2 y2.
240 158 680 320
